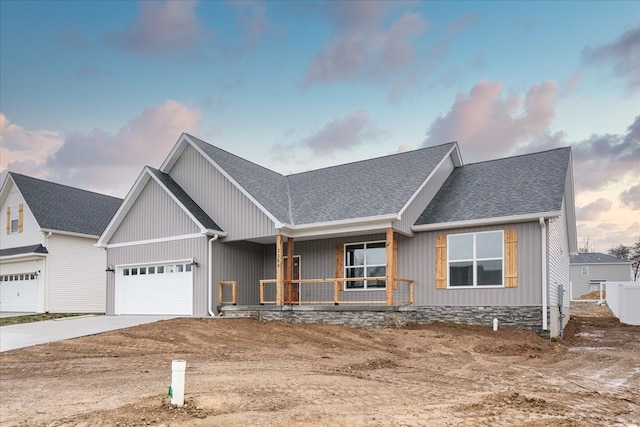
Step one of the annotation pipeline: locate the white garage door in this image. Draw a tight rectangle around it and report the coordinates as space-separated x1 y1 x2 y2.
115 262 193 315
0 272 38 312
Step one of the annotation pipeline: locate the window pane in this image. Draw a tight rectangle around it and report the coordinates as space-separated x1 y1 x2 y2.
148 266 155 274
449 234 473 260
346 244 365 266
346 267 364 289
366 243 386 265
131 268 138 275
176 264 184 273
367 279 386 288
157 266 164 274
477 260 502 286
476 232 502 258
449 261 473 286
167 265 175 273
367 266 386 278
123 269 129 276
140 267 146 275
185 264 192 272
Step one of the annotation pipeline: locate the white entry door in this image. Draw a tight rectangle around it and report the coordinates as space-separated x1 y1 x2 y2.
0 272 38 312
115 262 193 315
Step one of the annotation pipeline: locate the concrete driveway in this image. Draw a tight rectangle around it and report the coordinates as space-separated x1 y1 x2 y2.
0 315 176 352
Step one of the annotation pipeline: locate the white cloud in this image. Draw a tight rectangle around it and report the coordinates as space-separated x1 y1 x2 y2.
576 198 613 221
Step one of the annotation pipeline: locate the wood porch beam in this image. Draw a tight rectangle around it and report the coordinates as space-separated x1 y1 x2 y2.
276 234 284 306
386 227 394 306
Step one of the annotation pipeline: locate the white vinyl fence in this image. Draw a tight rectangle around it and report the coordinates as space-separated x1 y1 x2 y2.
606 282 640 326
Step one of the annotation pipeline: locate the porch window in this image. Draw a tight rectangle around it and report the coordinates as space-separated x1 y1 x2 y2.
344 241 386 289
448 231 503 287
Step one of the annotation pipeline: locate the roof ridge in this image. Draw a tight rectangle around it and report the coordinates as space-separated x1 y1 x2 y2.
9 171 122 201
462 146 571 167
186 133 285 178
285 141 456 178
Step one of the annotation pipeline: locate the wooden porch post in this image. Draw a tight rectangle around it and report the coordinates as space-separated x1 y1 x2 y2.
386 227 395 306
285 237 294 304
276 234 284 306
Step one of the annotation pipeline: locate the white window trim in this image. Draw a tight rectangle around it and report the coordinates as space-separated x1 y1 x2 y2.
581 266 589 276
343 240 387 291
447 230 505 289
10 205 19 234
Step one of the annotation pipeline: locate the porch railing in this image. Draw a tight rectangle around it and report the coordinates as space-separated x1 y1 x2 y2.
218 281 237 305
258 277 414 306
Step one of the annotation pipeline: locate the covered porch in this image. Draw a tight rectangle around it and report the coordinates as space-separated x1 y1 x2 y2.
217 228 414 308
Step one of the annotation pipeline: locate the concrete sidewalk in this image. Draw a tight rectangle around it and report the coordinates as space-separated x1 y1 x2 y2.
0 315 176 352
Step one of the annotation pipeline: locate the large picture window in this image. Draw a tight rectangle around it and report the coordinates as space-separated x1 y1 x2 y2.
345 241 386 289
448 231 503 287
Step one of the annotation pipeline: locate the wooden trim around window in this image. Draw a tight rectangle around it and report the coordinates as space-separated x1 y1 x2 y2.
18 203 24 233
5 206 9 235
435 235 447 289
504 229 518 287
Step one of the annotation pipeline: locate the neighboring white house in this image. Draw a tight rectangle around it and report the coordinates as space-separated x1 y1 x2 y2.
0 173 121 313
569 252 633 299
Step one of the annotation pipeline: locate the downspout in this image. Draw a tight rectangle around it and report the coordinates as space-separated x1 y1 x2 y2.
207 234 219 317
539 218 548 331
44 231 52 313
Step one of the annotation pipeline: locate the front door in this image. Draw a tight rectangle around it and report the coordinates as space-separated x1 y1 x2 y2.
284 256 300 304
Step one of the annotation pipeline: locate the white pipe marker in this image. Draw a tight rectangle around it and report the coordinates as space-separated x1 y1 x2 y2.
171 360 187 406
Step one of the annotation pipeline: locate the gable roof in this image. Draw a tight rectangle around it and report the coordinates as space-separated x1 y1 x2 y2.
570 252 631 264
287 143 457 225
179 134 458 226
146 168 222 232
5 173 122 237
0 244 48 258
97 166 225 247
414 147 571 226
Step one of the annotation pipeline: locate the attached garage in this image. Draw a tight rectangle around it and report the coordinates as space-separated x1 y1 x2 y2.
115 261 194 315
0 271 39 312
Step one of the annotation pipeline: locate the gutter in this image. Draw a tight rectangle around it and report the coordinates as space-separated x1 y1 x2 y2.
44 231 52 313
539 217 548 331
412 211 561 232
207 234 219 317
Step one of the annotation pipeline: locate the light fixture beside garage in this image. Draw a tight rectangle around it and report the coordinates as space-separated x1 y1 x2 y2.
105 264 115 272
190 258 199 267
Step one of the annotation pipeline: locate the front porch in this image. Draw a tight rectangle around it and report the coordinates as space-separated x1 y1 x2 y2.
217 227 415 308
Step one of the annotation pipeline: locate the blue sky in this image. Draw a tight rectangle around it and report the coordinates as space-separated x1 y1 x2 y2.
1 0 638 251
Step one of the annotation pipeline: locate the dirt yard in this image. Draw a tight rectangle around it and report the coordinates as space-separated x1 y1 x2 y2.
1 304 638 426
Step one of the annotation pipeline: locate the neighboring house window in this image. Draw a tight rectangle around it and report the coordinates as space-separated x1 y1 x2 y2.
6 204 23 234
344 241 386 289
582 266 589 276
447 230 505 287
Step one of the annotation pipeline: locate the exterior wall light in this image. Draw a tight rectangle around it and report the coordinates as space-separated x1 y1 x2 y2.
191 258 199 267
105 264 115 272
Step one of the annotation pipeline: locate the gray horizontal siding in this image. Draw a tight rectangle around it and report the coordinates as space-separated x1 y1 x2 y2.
168 145 276 241
110 179 200 244
395 155 454 235
106 237 208 315
399 222 542 307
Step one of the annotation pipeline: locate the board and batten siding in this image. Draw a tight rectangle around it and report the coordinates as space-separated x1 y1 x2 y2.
110 179 200 244
211 240 264 305
106 237 208 315
167 145 277 241
399 222 542 307
547 197 571 335
393 155 455 235
47 234 106 313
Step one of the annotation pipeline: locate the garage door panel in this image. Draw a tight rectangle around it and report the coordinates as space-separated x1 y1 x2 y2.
0 273 38 312
115 263 193 315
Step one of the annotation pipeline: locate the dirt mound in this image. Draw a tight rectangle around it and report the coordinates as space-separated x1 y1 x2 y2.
578 290 606 300
1 317 638 426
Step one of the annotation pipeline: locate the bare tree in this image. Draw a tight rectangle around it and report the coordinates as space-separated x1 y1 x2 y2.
579 235 594 253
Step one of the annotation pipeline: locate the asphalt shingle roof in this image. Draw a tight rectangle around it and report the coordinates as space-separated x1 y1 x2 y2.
0 244 48 258
9 173 122 236
147 168 223 232
187 134 456 225
570 252 631 264
415 147 571 225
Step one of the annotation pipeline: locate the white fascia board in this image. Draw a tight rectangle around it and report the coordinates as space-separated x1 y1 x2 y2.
180 134 284 228
398 144 458 218
40 229 99 240
411 211 562 232
564 153 578 254
0 253 48 263
96 168 151 247
104 233 207 249
159 133 190 172
278 214 398 238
